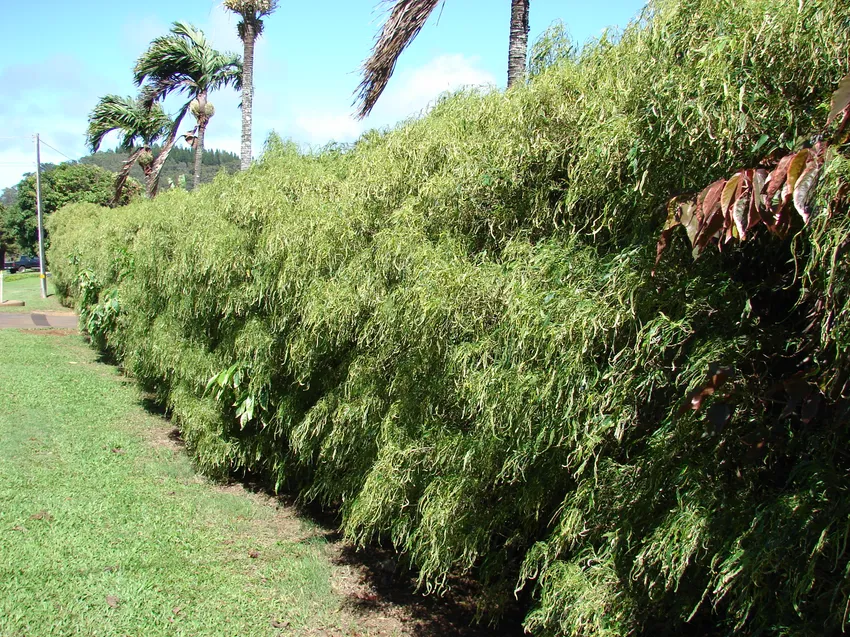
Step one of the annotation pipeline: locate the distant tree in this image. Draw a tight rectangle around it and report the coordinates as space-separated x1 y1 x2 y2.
8 164 139 255
0 186 17 209
80 146 240 190
86 95 184 201
355 0 530 118
134 22 242 189
223 0 279 170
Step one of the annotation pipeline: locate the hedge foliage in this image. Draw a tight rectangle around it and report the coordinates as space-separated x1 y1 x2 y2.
49 0 850 634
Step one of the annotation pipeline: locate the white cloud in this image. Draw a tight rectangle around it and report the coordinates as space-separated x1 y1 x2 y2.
368 53 496 125
278 53 495 150
0 56 105 190
293 113 363 147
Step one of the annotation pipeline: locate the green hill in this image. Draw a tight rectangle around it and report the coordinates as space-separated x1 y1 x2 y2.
79 146 240 191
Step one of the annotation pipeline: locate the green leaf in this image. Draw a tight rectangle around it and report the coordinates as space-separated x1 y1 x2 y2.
751 134 769 155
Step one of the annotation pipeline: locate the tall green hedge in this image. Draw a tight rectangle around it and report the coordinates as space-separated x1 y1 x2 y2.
49 0 850 634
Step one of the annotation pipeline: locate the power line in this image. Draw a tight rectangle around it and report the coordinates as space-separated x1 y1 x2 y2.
38 139 79 162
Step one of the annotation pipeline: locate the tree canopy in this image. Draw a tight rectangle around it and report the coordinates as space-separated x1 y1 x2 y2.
2 163 139 256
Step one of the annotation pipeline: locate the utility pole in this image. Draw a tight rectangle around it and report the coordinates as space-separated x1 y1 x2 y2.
34 134 47 299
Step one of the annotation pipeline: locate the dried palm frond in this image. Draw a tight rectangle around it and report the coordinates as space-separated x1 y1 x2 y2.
354 0 444 119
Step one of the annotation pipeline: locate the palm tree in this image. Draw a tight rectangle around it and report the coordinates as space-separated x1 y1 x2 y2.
355 0 530 119
134 22 242 189
223 0 279 171
86 95 186 202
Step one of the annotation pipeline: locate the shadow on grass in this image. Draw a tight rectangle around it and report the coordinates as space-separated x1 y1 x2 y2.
134 392 527 637
235 476 529 637
330 543 528 637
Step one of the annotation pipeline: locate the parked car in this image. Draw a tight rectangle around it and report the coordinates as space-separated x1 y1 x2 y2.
3 255 41 274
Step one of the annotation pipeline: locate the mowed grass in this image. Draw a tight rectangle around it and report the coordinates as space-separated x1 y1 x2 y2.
0 329 363 636
0 272 64 313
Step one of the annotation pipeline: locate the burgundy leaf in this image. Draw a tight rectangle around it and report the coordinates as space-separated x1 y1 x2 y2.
786 149 810 192
793 161 820 223
701 179 726 220
765 154 794 204
679 366 734 415
720 173 742 214
693 181 726 251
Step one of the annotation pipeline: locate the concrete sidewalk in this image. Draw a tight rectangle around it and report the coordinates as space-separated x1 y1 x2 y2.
0 312 77 330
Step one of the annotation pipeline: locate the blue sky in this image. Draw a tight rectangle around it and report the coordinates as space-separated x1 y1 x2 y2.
0 0 647 189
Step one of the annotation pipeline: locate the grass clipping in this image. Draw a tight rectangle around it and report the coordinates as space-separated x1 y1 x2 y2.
49 0 850 634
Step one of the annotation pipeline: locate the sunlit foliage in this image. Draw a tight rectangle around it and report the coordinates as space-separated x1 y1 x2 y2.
49 0 850 634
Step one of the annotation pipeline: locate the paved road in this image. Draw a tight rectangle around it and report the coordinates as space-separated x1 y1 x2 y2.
0 312 78 330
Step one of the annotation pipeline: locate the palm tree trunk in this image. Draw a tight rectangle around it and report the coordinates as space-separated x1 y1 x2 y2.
240 22 256 171
192 117 207 190
142 162 155 199
149 114 188 198
507 0 530 88
113 148 145 206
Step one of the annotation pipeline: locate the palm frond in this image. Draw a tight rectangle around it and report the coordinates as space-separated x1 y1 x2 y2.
133 27 197 87
86 95 171 152
206 54 243 92
134 21 241 99
171 20 207 42
354 0 443 119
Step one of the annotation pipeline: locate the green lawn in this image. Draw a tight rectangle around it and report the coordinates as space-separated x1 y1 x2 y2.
0 329 377 636
0 272 64 313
